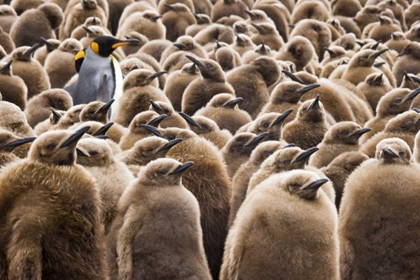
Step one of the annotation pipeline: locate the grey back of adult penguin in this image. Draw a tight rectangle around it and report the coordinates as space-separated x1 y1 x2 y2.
182 55 235 116
340 138 420 279
107 158 211 280
0 127 107 280
226 56 281 118
0 60 27 111
221 169 339 280
9 2 63 48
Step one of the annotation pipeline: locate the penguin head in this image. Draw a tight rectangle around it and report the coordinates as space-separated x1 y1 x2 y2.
272 79 320 103
29 127 89 166
207 93 242 109
185 55 225 82
398 42 420 59
129 111 167 134
233 21 249 34
193 13 211 24
180 63 200 75
83 25 106 38
250 110 292 139
251 22 276 35
0 129 35 153
80 100 114 123
263 146 319 172
84 15 102 26
81 0 98 10
223 132 268 156
283 36 315 67
350 49 389 67
42 89 73 111
234 34 253 47
59 38 83 55
365 73 385 86
282 170 329 200
0 5 17 17
138 158 194 187
244 9 267 21
120 58 146 76
325 122 371 145
142 10 163 22
173 36 195 51
90 36 139 57
376 138 412 165
76 137 113 167
326 151 369 173
384 110 420 134
0 60 12 76
251 57 281 86
390 32 406 41
249 140 284 165
58 104 86 127
178 113 219 135
128 136 183 166
12 44 40 62
149 100 173 116
255 43 271 55
297 96 327 122
123 69 166 89
40 37 60 52
0 101 34 137
377 88 418 116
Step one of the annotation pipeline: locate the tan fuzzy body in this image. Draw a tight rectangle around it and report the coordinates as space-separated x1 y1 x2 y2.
0 6 18 33
164 67 200 111
34 39 61 66
211 0 248 22
0 28 14 54
0 161 106 279
162 8 196 42
356 74 393 113
117 11 165 41
283 118 330 150
44 49 78 89
393 56 420 88
0 101 35 137
361 132 416 158
0 74 27 111
252 2 289 42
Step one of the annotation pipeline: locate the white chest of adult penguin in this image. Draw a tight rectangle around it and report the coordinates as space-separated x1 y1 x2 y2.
64 36 138 119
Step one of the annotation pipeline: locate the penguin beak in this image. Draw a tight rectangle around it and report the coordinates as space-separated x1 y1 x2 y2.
173 43 185 50
404 87 420 101
148 71 167 81
164 3 176 10
147 114 167 126
282 70 304 84
94 122 114 136
283 143 296 148
271 109 293 126
50 107 62 122
413 108 420 113
381 146 399 158
235 33 245 43
374 73 383 83
251 23 264 33
76 148 90 157
95 135 110 140
324 47 336 57
158 138 183 152
186 55 204 67
293 147 319 163
170 161 194 175
215 40 222 49
140 124 163 137
4 137 36 151
223 97 243 108
245 132 268 147
178 112 199 127
60 126 90 149
150 100 165 114
308 95 320 110
352 128 371 137
373 62 385 68
23 43 40 57
303 178 329 190
193 13 201 20
112 39 140 49
371 40 381 50
0 60 12 73
260 42 266 52
96 99 114 114
40 37 53 47
369 48 388 59
151 15 163 21
397 51 405 57
244 9 254 16
82 25 94 34
296 84 320 95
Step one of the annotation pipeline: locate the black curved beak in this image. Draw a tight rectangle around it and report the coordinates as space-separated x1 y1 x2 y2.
60 126 90 149
282 70 304 84
96 99 114 114
381 146 398 158
373 62 385 68
223 97 243 108
413 108 420 113
23 43 40 56
370 48 388 59
404 87 420 101
0 60 12 73
170 161 194 175
4 137 36 151
244 9 253 16
308 95 320 110
352 128 371 137
76 148 89 157
324 47 336 57
140 124 163 137
149 71 167 80
374 73 383 83
95 135 110 140
147 114 167 126
82 25 93 34
271 108 293 126
173 43 185 49
40 37 53 47
178 112 199 127
50 107 62 122
158 138 183 152
94 122 114 136
411 75 420 84
283 143 296 148
245 132 268 147
304 178 329 190
293 147 319 163
186 55 204 67
164 3 176 10
296 84 320 94
251 23 263 33
150 100 165 114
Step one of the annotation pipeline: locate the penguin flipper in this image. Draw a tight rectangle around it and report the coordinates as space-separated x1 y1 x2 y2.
63 80 78 100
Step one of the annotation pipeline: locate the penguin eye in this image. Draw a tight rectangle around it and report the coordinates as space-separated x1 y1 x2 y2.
263 151 273 159
394 98 402 103
46 143 56 150
290 183 301 189
399 152 405 157
283 160 291 165
156 169 167 175
11 122 22 129
90 151 99 156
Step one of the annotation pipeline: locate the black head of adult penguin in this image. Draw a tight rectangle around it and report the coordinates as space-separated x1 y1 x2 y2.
87 36 139 58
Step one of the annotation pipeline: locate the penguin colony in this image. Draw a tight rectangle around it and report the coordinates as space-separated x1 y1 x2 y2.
2 0 420 279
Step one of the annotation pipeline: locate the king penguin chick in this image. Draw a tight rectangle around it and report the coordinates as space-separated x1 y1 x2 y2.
221 169 339 280
385 31 410 54
340 138 420 279
226 56 280 118
283 96 331 150
0 26 14 54
112 69 169 127
160 35 207 65
10 3 63 48
393 42 420 87
34 37 61 66
361 110 420 157
44 38 83 88
25 89 73 128
0 60 27 111
229 140 285 226
356 72 394 113
162 3 196 42
0 5 18 33
245 110 294 141
182 55 235 116
0 101 35 137
250 22 284 51
6 44 50 99
149 100 189 129
211 0 248 22
194 93 252 135
0 129 35 168
107 158 211 280
320 151 369 210
0 127 107 280
117 10 166 41
309 121 371 168
221 131 268 178
275 35 316 72
51 104 86 130
76 137 134 234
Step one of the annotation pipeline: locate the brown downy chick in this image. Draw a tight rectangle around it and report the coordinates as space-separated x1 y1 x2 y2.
385 31 410 54
0 101 34 137
282 96 331 150
291 0 330 23
357 72 393 113
76 137 134 233
321 151 369 210
164 62 200 111
119 31 149 57
5 44 50 99
10 3 63 48
367 15 402 43
221 131 268 178
157 0 195 16
361 110 420 157
250 22 284 51
149 100 189 129
211 0 248 22
107 158 211 280
113 69 169 127
354 5 381 31
360 88 420 143
25 89 72 128
246 110 293 141
194 93 252 135
209 41 241 72
229 140 286 225
0 5 18 33
0 129 35 167
321 45 352 66
70 15 104 40
193 23 235 46
161 3 196 42
51 104 86 130
182 55 235 116
80 99 114 124
0 60 27 111
275 35 315 71
232 33 255 56
34 37 61 66
0 127 107 280
33 109 66 136
400 72 420 90
393 42 420 87
242 43 273 64
185 13 212 37
340 138 420 279
118 10 165 41
226 56 280 118
309 122 371 168
178 113 232 149
160 35 207 64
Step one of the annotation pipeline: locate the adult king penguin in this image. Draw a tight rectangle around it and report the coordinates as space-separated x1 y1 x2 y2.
64 36 139 119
